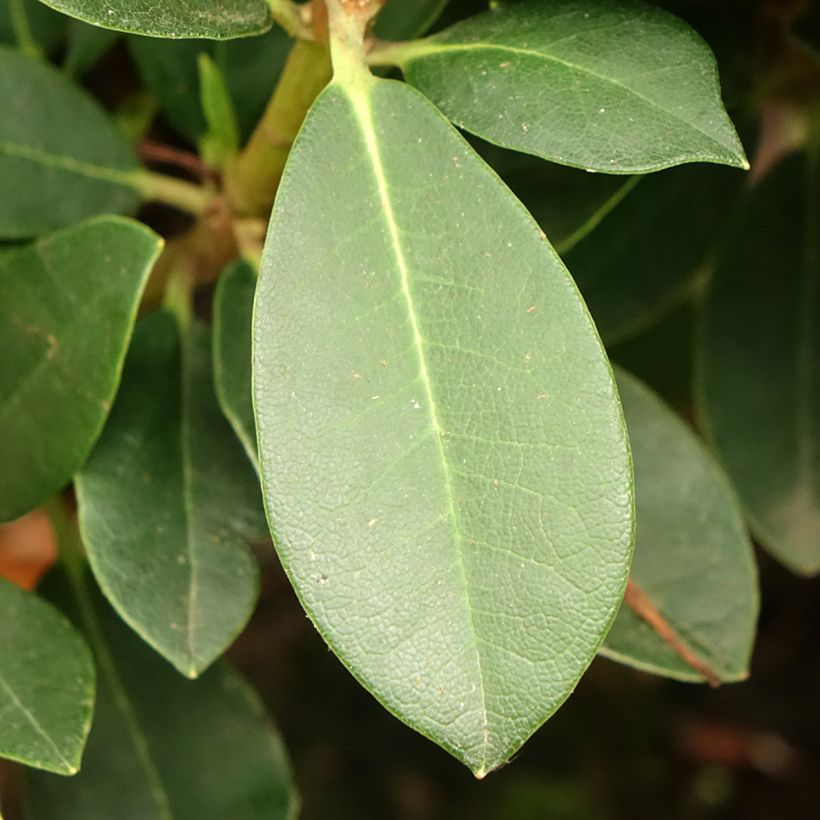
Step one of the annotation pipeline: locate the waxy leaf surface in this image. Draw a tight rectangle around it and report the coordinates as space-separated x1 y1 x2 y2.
76 311 264 677
27 571 298 820
602 370 758 682
0 47 141 238
697 154 820 575
390 0 747 173
0 217 161 522
214 260 258 471
254 75 633 776
0 579 94 774
35 0 271 39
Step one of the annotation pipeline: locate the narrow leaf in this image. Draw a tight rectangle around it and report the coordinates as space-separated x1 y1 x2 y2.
63 20 118 76
697 153 820 575
0 217 161 523
254 72 633 775
27 570 299 820
197 53 240 168
374 0 448 41
213 260 258 471
76 311 264 677
0 46 142 238
381 0 747 173
601 370 758 683
35 0 271 39
0 578 94 775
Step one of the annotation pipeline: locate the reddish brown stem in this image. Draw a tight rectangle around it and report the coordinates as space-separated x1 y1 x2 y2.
139 140 215 181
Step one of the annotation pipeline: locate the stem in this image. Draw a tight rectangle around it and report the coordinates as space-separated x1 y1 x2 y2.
9 0 42 60
267 0 313 40
163 267 194 329
326 0 377 83
131 169 213 216
226 39 332 216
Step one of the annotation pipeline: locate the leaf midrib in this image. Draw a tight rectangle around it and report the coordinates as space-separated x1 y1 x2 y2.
0 671 73 772
344 80 491 770
402 40 739 163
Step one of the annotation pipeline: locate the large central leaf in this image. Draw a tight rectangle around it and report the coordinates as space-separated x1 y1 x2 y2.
254 74 633 775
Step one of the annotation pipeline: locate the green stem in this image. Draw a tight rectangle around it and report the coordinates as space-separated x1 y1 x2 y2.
163 267 194 329
554 175 643 256
9 0 42 60
267 0 312 39
226 39 332 216
131 170 213 216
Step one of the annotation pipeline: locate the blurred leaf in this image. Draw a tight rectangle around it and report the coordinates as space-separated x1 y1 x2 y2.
130 29 290 144
197 53 239 167
374 0 448 40
254 72 633 775
35 0 271 39
76 311 264 677
602 369 758 683
0 217 161 523
213 260 258 471
0 578 94 774
696 152 820 575
384 0 748 172
0 47 142 239
63 20 118 76
0 0 64 53
27 568 299 820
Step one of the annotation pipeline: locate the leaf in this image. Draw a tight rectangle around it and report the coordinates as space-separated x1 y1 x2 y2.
696 153 820 575
27 568 299 820
213 260 258 471
560 164 742 343
0 578 94 775
0 0 65 54
63 20 118 76
0 217 161 523
76 310 264 677
35 0 271 39
129 29 290 144
380 0 748 173
253 72 633 775
197 53 240 168
0 46 142 239
374 0 448 40
601 369 758 683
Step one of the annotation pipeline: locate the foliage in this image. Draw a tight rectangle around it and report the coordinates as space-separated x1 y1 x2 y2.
0 0 817 815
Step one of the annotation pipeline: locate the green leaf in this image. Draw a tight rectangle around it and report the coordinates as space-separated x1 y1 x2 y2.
380 0 748 173
214 260 258 471
76 310 264 677
0 46 142 239
253 73 633 775
35 0 271 39
129 29 290 144
63 20 118 76
0 216 161 523
0 0 65 54
696 153 820 575
374 0 448 40
27 569 299 820
601 369 758 683
0 579 94 775
560 164 742 343
197 53 240 168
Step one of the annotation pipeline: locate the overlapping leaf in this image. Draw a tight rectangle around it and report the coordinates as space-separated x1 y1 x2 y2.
35 0 271 39
602 370 758 682
254 66 633 774
0 579 94 774
27 570 298 820
382 0 747 173
0 47 142 238
697 154 820 575
76 311 264 677
0 217 161 522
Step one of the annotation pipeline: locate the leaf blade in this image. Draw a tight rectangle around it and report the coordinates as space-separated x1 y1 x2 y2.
389 0 747 173
0 216 161 522
0 579 95 775
254 76 633 774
